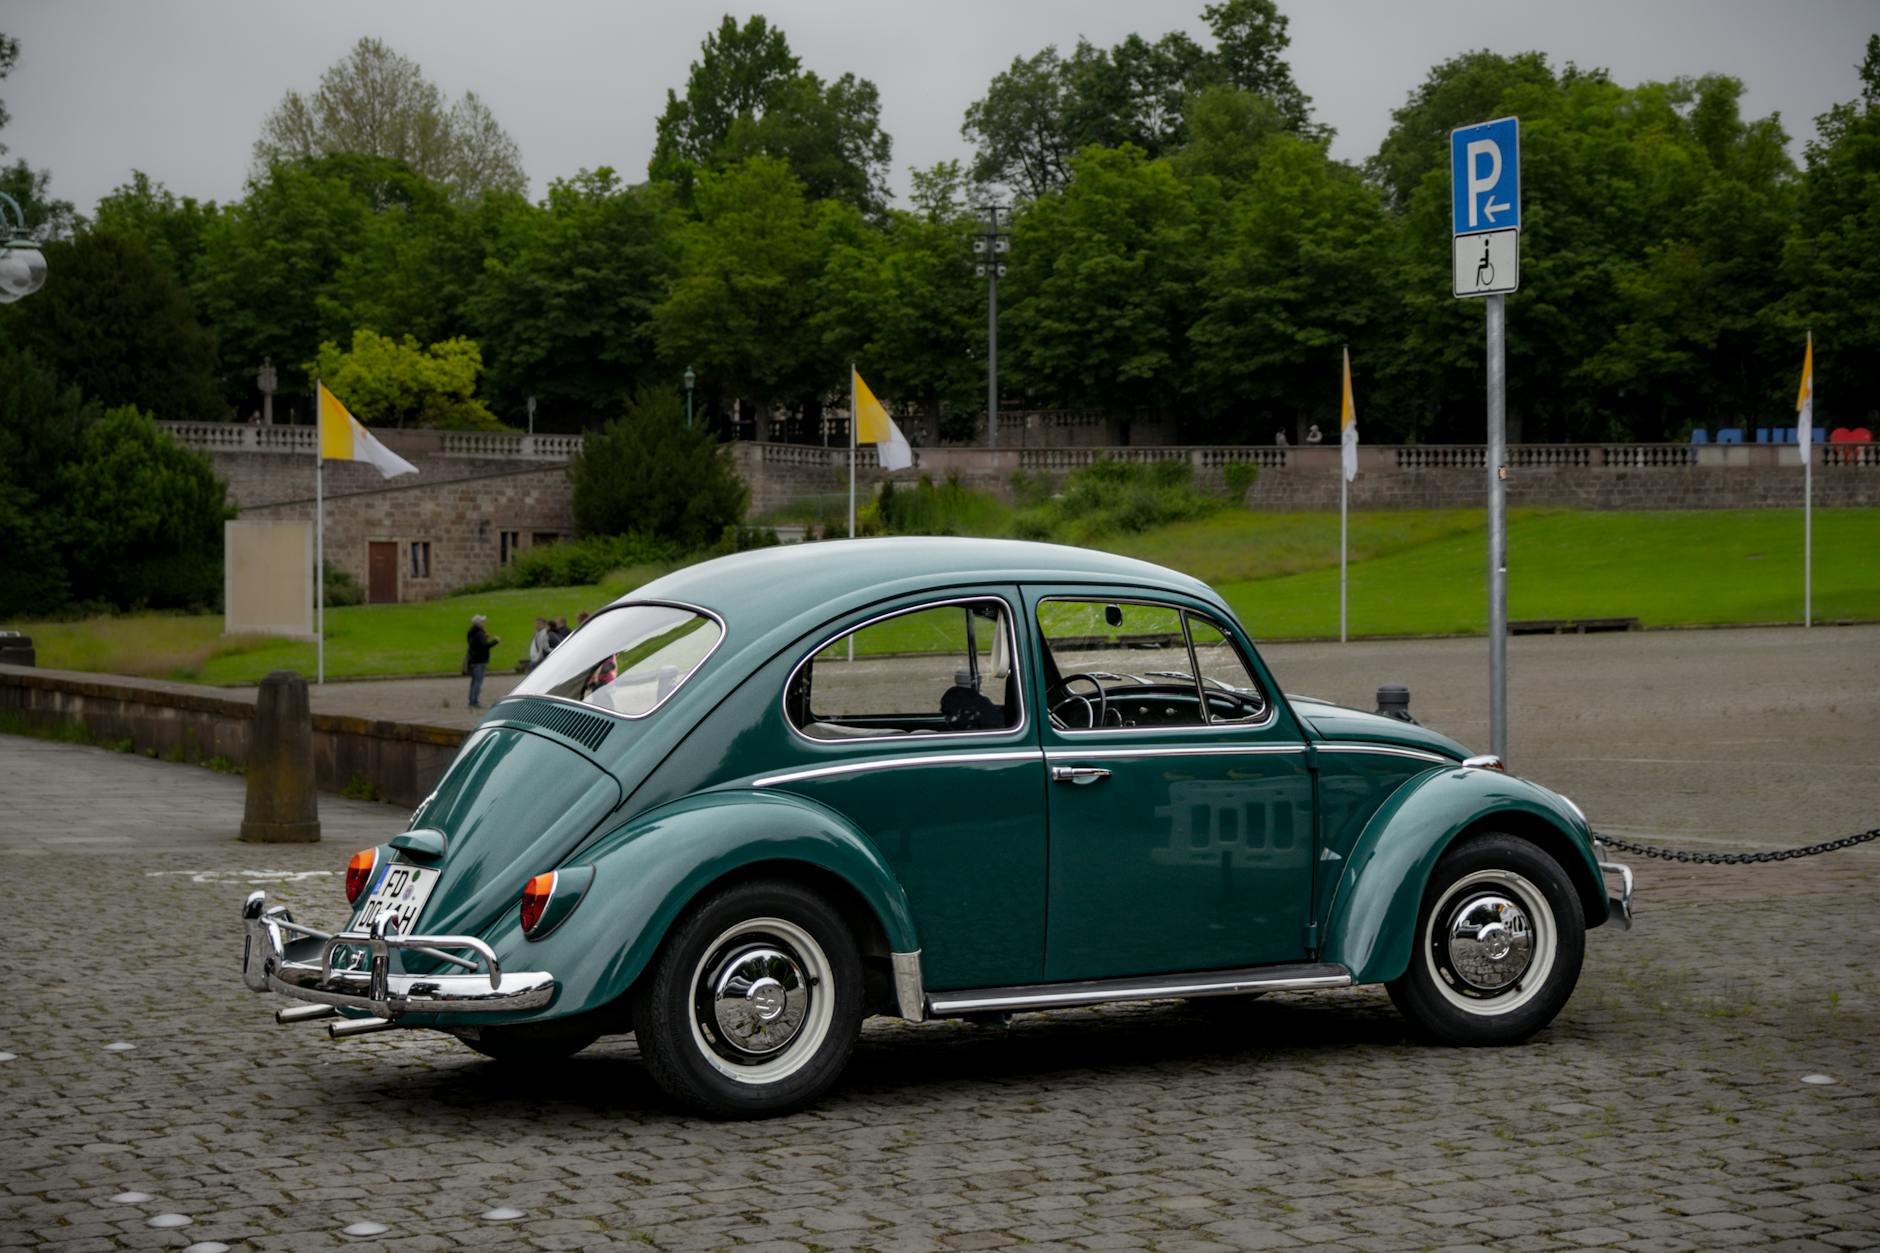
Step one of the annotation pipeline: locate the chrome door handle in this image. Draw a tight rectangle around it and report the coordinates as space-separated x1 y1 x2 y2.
1050 766 1112 785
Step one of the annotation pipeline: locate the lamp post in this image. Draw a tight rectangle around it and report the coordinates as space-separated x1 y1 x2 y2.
973 205 1009 447
683 365 696 430
257 359 277 426
0 192 49 304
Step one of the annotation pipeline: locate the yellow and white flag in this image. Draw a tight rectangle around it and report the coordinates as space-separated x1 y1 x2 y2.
1340 347 1359 483
1796 333 1813 446
319 382 417 478
853 369 912 471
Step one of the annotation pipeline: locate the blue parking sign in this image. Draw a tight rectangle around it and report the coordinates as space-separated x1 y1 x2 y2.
1451 117 1520 236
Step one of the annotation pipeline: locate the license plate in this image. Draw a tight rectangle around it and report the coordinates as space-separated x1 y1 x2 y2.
354 863 439 936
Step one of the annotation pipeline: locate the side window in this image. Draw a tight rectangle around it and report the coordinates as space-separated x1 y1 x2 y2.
788 600 1019 740
1037 599 1267 729
1186 615 1269 723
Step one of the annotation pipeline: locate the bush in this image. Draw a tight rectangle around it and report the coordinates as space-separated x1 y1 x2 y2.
1014 458 1223 543
876 474 1012 536
571 386 748 550
322 561 365 608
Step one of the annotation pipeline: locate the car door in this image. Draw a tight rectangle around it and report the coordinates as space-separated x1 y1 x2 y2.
764 591 1048 991
1028 589 1316 983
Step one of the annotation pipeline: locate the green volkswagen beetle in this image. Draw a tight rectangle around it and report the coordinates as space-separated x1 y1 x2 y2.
241 538 1633 1117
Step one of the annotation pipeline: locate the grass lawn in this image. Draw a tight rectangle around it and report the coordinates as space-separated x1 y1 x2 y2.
19 508 1878 682
31 579 642 685
1216 507 1880 640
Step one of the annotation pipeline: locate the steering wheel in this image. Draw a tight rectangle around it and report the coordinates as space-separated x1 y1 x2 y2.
1049 673 1109 730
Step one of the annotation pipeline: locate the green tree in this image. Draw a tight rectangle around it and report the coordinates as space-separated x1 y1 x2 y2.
468 168 673 425
0 158 77 239
1002 146 1214 413
1779 34 1880 425
0 230 224 421
0 32 17 152
652 15 891 216
815 161 984 427
1365 50 1558 211
253 37 525 201
652 156 828 436
963 1 1320 198
57 405 233 610
309 329 502 430
193 156 482 403
91 171 220 286
1188 134 1393 439
0 346 99 615
570 386 748 549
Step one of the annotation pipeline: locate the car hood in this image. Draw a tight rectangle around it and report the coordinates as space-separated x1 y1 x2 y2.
1287 695 1470 761
400 725 623 955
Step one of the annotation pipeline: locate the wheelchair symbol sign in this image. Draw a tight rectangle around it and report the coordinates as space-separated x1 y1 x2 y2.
1453 228 1519 298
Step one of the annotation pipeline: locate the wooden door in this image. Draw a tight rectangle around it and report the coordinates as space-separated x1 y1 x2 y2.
367 542 399 604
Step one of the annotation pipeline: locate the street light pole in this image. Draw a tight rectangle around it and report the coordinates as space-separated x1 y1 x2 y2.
974 205 1009 448
683 365 696 430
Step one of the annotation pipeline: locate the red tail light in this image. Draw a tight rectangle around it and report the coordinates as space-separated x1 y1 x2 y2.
345 848 379 904
520 872 557 935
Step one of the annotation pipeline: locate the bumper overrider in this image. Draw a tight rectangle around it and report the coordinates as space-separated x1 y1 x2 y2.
1598 858 1635 929
241 890 556 1033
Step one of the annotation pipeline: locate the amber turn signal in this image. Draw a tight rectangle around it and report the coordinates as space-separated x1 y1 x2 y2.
345 848 378 904
519 872 557 935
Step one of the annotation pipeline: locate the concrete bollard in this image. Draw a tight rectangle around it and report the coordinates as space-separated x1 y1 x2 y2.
240 670 320 843
1374 683 1415 724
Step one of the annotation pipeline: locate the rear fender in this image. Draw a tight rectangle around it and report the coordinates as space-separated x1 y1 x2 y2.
1322 766 1607 984
481 789 919 1021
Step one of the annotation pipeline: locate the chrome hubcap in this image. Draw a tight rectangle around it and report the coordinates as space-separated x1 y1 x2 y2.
704 945 810 1057
1442 892 1534 992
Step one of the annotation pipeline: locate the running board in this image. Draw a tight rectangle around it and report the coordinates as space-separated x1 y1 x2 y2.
927 962 1352 1017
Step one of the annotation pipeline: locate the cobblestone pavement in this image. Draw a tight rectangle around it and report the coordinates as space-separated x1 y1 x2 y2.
5 626 1879 1252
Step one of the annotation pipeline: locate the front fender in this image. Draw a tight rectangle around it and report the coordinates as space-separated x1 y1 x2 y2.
1322 766 1607 984
479 788 919 1021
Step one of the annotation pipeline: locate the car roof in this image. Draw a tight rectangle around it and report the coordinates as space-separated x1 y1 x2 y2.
620 537 1216 641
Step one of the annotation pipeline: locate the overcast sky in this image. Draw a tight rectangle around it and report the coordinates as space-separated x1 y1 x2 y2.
2 0 1875 216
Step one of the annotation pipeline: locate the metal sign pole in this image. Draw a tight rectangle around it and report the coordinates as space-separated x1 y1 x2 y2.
1486 295 1507 762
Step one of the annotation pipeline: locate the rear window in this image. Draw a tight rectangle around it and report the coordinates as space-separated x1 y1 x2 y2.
512 604 722 717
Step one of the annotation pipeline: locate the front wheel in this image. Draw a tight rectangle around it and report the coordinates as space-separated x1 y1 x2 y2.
633 879 863 1118
1387 833 1585 1045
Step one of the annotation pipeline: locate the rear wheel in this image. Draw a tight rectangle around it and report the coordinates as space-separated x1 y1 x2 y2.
633 879 863 1118
1387 833 1585 1045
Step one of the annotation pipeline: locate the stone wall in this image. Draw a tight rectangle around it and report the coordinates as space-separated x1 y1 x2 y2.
0 664 465 808
733 441 1880 517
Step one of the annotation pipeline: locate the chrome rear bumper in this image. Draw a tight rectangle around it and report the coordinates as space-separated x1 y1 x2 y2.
241 890 556 1021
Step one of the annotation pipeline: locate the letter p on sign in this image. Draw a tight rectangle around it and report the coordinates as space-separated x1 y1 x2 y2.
1466 140 1501 229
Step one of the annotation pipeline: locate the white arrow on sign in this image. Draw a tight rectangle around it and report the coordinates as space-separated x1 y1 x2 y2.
1482 198 1511 222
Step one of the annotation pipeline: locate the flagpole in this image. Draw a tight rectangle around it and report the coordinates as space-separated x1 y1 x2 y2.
848 365 857 663
1340 348 1349 644
314 377 325 685
1804 331 1813 629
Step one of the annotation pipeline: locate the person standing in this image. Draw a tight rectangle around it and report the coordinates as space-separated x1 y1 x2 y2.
526 616 551 670
466 614 500 709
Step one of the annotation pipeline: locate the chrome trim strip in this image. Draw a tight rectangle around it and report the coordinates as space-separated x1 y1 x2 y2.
1312 741 1454 765
1043 744 1305 761
928 962 1352 1015
497 598 728 724
781 594 1030 748
891 951 925 1022
753 750 1042 789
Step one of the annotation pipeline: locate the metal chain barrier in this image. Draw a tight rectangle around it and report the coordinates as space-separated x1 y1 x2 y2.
1593 828 1880 865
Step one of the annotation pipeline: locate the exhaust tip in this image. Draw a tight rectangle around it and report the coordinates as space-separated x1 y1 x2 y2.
328 1016 397 1039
